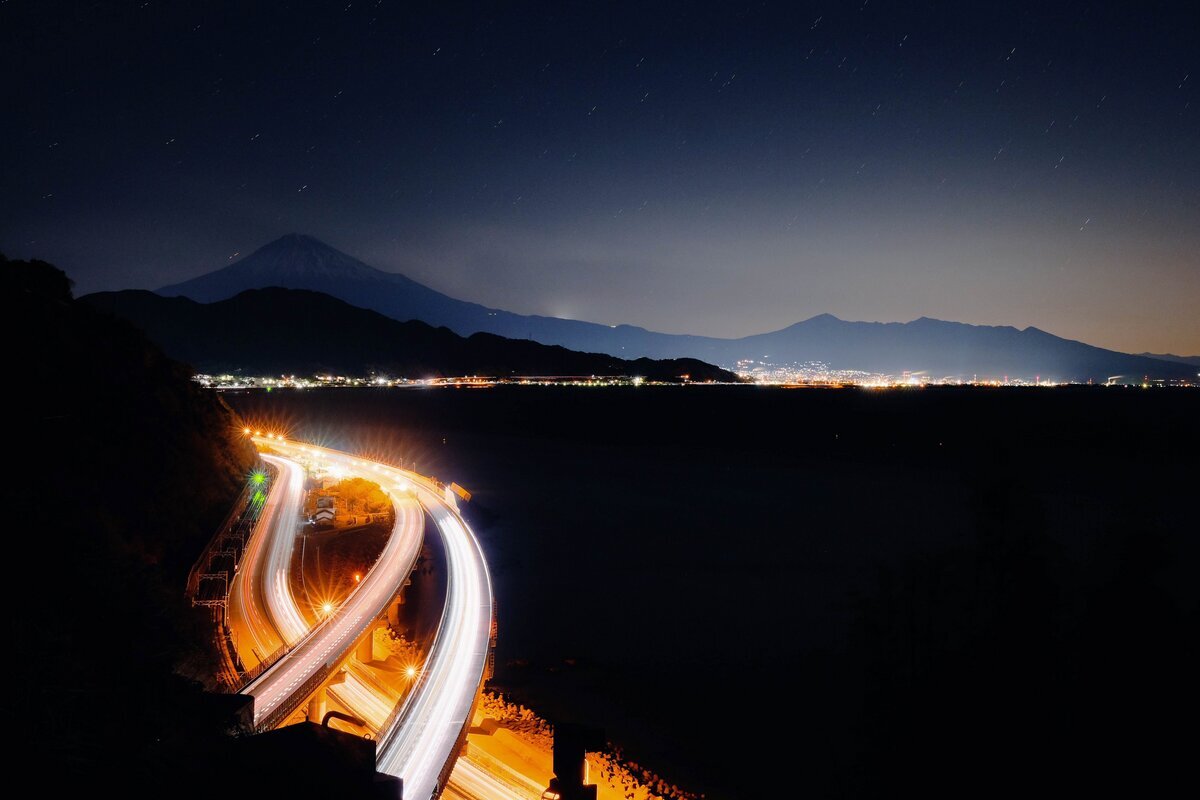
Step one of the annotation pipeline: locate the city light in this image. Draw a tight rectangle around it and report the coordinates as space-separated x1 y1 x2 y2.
194 372 731 390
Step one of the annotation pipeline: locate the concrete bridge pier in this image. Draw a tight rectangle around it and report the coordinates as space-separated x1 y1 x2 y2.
386 579 412 628
306 688 327 723
356 631 374 663
355 620 388 663
305 669 348 722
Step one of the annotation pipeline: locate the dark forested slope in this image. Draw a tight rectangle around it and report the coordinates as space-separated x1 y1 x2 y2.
6 253 257 788
83 286 738 382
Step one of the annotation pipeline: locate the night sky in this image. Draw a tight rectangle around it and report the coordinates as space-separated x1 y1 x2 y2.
2 1 1196 353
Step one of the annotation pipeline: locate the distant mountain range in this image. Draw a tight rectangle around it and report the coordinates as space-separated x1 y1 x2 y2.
1137 352 1200 367
156 234 1195 382
81 288 737 382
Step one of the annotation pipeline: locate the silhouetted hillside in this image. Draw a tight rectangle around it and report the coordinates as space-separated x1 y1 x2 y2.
82 287 739 382
6 254 257 788
1138 351 1200 367
157 235 1193 381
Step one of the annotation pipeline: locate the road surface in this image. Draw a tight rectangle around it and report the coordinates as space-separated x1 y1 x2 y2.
445 756 545 800
266 440 495 799
227 453 306 668
374 467 494 799
241 443 425 729
223 454 402 736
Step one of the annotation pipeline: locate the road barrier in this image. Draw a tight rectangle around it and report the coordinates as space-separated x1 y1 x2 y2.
253 664 332 734
238 641 291 685
186 459 274 599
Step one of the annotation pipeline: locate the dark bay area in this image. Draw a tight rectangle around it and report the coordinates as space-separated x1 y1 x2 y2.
229 385 1197 799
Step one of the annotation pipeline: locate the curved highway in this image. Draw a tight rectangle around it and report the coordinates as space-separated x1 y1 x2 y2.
227 453 306 667
375 469 494 799
446 756 546 800
241 441 426 729
266 440 495 799
224 452 407 736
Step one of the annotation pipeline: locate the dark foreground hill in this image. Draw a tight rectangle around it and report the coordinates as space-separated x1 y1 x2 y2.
6 254 257 789
158 234 1193 381
82 287 739 382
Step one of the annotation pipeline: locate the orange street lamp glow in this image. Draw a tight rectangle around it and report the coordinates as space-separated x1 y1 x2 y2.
322 602 333 614
243 427 251 434
353 573 362 583
405 665 417 679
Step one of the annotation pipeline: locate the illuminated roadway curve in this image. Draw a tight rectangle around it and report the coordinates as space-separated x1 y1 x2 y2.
227 453 306 666
260 455 311 646
269 440 495 800
241 443 425 728
224 453 412 733
374 464 494 800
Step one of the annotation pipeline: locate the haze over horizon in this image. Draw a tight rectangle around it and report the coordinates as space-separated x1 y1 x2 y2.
161 232 1199 355
2 1 1197 353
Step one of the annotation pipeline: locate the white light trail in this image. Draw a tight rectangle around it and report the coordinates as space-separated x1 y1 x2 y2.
241 443 425 727
375 473 494 800
235 438 493 795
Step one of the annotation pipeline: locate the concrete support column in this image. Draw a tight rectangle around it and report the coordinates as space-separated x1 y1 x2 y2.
386 580 410 628
356 630 374 663
306 687 327 723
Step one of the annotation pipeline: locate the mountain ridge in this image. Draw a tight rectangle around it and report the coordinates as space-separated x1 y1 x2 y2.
156 235 1194 382
1137 352 1200 367
84 287 738 382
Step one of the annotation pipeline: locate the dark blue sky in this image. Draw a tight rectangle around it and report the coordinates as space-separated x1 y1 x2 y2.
3 1 1196 352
